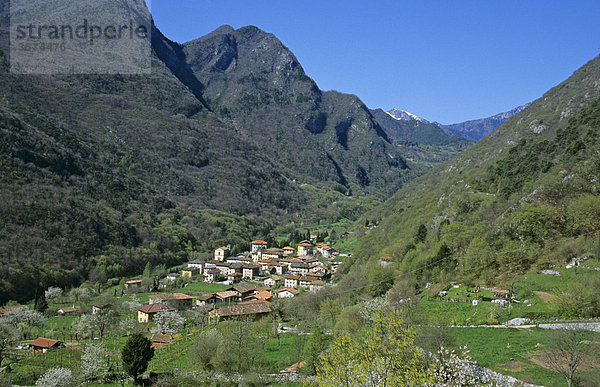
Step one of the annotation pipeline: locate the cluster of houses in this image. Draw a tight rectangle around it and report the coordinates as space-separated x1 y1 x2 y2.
129 240 338 327
20 239 343 356
175 239 338 290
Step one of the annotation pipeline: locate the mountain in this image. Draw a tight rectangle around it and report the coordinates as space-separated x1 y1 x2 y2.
436 104 530 140
0 1 416 303
354 55 600 285
370 108 471 146
176 25 408 195
387 108 429 123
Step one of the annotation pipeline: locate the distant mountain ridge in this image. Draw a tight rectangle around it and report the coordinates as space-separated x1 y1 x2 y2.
370 108 471 146
385 104 530 141
436 104 530 140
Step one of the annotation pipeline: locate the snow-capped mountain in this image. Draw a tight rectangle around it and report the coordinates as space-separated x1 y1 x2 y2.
385 104 530 141
386 109 429 123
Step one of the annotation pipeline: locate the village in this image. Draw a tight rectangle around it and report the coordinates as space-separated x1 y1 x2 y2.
129 238 342 326
3 237 346 374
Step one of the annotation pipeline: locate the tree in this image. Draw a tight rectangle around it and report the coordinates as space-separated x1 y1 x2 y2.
68 287 92 303
334 305 364 335
1 308 46 340
81 343 107 381
122 333 154 384
319 298 341 329
119 317 139 337
72 314 96 340
302 326 328 375
315 311 433 386
34 294 48 313
141 262 153 291
151 310 184 335
35 368 73 387
94 310 116 340
216 319 261 372
427 345 489 386
414 224 428 244
0 323 17 367
191 329 222 371
44 287 63 302
542 328 588 387
367 266 394 297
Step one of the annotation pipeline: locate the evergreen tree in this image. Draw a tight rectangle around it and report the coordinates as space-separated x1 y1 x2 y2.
122 333 154 384
34 294 48 314
414 224 428 244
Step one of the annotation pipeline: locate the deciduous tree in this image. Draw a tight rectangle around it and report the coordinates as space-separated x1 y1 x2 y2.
151 310 184 335
542 328 588 387
315 311 432 386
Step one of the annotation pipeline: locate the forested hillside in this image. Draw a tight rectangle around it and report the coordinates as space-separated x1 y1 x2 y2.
354 55 600 285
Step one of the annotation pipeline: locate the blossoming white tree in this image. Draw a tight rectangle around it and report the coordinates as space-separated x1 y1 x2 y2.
35 368 73 387
152 310 184 335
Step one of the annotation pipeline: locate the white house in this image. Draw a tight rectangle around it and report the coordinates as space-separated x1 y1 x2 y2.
251 240 268 253
276 287 300 298
214 245 231 261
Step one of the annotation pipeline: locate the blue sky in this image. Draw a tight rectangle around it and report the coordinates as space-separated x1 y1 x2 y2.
151 0 600 124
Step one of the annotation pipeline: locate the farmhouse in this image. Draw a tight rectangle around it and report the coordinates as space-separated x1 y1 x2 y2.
187 259 205 270
316 243 334 259
210 300 272 321
148 293 194 310
242 263 260 280
214 245 231 261
290 262 310 275
262 248 284 260
275 287 299 298
264 275 283 287
196 293 217 306
215 261 231 275
216 290 238 304
57 306 81 316
245 290 273 302
151 333 173 349
232 284 258 300
298 275 317 287
181 267 201 278
165 273 181 282
136 303 176 323
29 337 63 354
297 241 313 256
309 280 325 292
282 246 295 256
204 268 221 282
226 272 242 283
124 279 142 290
251 240 268 253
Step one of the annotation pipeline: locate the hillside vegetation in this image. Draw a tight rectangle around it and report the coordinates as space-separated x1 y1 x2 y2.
353 55 600 286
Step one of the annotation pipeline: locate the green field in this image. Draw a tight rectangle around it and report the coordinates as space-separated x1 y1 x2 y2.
448 327 600 387
415 267 598 325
